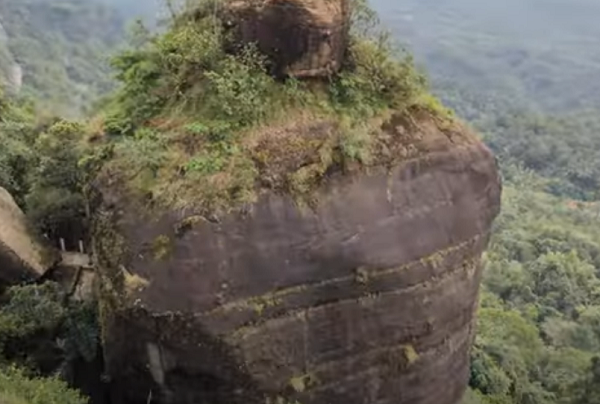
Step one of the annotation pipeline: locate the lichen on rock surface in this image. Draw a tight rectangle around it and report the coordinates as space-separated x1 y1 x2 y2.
92 1 502 404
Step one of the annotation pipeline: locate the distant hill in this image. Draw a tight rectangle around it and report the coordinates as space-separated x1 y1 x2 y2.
0 0 127 115
98 0 166 24
0 19 20 95
371 0 600 119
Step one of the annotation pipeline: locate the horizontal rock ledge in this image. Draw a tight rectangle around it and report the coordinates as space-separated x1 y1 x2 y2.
95 112 502 404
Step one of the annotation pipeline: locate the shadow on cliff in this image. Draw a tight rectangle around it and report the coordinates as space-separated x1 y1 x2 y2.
105 309 268 404
225 1 333 78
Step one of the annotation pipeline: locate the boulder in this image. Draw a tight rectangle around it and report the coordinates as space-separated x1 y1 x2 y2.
223 0 349 78
95 108 502 404
0 187 56 286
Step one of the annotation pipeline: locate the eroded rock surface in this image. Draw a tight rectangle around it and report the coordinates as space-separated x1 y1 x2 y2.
223 0 349 78
0 187 56 286
96 111 501 404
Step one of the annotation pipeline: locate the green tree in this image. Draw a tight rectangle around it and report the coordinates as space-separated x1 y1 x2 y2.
0 283 99 370
528 251 600 319
25 120 86 243
570 357 600 404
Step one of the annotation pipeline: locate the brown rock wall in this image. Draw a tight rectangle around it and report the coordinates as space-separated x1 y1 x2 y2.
223 0 349 78
96 115 501 404
0 187 56 286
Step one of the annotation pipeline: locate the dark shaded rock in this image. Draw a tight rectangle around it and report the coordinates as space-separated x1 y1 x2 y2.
223 0 349 78
95 111 501 404
0 187 57 287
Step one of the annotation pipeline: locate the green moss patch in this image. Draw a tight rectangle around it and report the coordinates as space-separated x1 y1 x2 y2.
402 344 420 366
151 234 173 261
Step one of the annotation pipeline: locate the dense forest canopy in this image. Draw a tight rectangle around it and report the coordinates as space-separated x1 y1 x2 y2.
2 0 600 403
0 0 185 116
463 167 600 404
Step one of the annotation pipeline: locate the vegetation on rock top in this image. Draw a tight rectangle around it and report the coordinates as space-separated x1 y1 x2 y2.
92 0 439 214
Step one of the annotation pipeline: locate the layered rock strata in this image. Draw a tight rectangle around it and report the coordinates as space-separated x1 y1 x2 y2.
96 110 501 404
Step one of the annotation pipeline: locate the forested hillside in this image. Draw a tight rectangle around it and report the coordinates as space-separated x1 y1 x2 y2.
462 168 600 404
0 0 127 115
374 0 600 117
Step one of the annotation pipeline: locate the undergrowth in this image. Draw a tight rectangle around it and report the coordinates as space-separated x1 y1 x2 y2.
0 366 86 404
95 0 438 213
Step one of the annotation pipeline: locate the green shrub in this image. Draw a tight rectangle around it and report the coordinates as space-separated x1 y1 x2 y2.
0 130 34 202
339 118 374 164
0 283 99 369
0 283 66 342
331 38 425 116
98 0 430 212
25 120 86 239
0 366 86 404
204 48 275 127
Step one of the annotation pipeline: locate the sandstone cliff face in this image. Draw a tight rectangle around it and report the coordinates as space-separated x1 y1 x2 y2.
223 0 349 78
96 110 501 404
0 187 55 286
